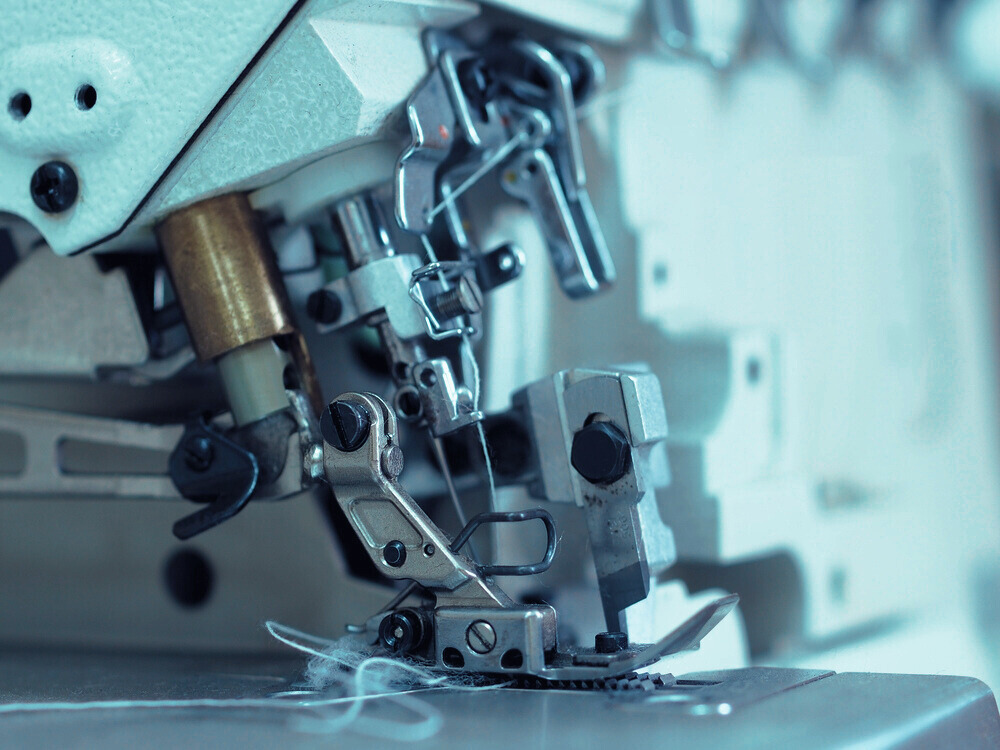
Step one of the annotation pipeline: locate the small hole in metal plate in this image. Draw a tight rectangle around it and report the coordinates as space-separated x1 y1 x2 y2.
75 83 97 111
8 92 31 120
501 649 523 669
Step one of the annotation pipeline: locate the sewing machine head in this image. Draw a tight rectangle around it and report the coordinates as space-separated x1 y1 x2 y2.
3 2 1000 745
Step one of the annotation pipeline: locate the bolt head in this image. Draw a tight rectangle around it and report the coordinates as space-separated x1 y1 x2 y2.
183 436 214 473
30 161 78 214
306 289 342 325
595 631 628 654
321 400 370 452
570 421 630 485
381 445 404 479
378 610 423 654
383 540 407 568
465 620 497 654
455 277 483 314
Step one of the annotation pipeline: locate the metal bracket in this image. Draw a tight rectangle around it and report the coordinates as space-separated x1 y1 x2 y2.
408 260 477 340
500 148 615 298
314 254 428 340
169 420 259 540
0 396 316 511
503 366 675 633
321 391 503 603
410 358 483 437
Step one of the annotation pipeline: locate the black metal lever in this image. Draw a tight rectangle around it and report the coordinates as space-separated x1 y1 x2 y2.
168 420 259 540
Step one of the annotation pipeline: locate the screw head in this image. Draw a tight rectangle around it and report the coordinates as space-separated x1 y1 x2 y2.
595 631 629 654
306 289 342 325
570 421 630 485
321 400 370 452
378 610 423 654
383 540 407 568
465 620 497 654
380 445 404 479
30 161 79 214
453 277 484 314
182 436 214 473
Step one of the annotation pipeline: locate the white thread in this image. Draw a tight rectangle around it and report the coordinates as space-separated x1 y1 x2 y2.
417 237 498 514
574 84 639 120
425 129 529 221
0 621 506 743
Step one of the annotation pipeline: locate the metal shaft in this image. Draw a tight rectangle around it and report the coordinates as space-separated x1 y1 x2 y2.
156 193 320 424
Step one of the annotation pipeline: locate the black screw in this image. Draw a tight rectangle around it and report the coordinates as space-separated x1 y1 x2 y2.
457 58 500 111
183 436 214 473
30 161 79 214
595 631 628 654
306 289 342 325
321 400 370 452
570 421 630 484
383 540 407 568
428 277 483 321
378 609 424 654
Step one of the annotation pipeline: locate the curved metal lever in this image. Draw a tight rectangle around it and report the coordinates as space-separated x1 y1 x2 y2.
450 508 557 576
168 421 259 540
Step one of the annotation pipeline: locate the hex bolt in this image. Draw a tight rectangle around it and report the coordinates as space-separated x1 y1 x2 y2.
182 436 214 473
428 277 483 321
30 161 79 214
321 400 371 452
570 421 630 485
383 540 407 568
595 631 628 654
465 620 497 654
306 289 342 325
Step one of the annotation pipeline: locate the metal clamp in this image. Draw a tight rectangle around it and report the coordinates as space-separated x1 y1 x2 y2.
410 358 483 436
314 254 428 340
169 420 259 540
502 367 675 633
451 509 557 577
409 260 478 340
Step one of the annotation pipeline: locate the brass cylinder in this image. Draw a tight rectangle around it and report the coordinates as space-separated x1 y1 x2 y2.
156 193 295 362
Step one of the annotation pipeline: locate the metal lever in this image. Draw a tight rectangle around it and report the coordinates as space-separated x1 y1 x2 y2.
169 421 259 539
500 37 587 198
451 508 557 576
501 149 615 297
395 33 615 300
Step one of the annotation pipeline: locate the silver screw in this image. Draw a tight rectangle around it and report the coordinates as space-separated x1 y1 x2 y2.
465 620 496 654
428 277 483 321
381 445 404 478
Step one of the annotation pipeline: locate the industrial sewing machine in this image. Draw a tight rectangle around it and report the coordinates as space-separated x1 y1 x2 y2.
3 0 1000 747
